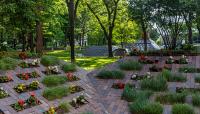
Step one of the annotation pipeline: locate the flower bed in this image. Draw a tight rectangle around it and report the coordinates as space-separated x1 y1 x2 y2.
14 81 40 93
138 55 159 64
66 72 80 82
42 66 61 75
176 87 200 93
165 55 188 64
16 71 40 80
149 65 163 72
0 75 13 83
10 93 41 112
179 67 200 73
130 72 152 80
112 82 125 89
0 87 9 99
43 102 71 114
19 59 40 68
70 95 89 109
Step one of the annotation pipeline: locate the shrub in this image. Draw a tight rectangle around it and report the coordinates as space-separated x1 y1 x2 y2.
119 61 142 71
161 70 186 82
41 56 59 66
195 76 200 83
172 104 195 114
42 75 67 87
141 76 167 91
0 57 19 70
179 66 200 73
62 63 76 72
156 92 187 104
59 102 71 112
129 100 163 114
43 86 70 100
122 84 152 102
97 70 125 79
192 94 200 106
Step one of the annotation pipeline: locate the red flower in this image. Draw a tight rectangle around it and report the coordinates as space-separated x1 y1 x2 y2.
66 72 73 80
7 75 13 81
24 74 29 80
29 92 35 97
18 99 25 107
140 54 146 60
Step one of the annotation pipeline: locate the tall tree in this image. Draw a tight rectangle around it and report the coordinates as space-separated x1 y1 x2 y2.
66 0 80 63
128 0 152 51
86 0 120 57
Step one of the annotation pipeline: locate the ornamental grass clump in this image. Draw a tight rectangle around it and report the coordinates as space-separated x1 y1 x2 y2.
97 70 125 79
195 76 200 83
42 75 67 87
172 104 195 114
62 63 76 72
129 100 163 114
141 76 167 91
192 93 200 106
122 84 152 102
119 60 142 71
41 56 59 66
161 70 186 82
155 92 187 104
0 57 19 70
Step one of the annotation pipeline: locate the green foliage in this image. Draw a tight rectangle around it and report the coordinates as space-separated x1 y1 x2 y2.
172 104 195 114
195 76 200 83
141 76 167 91
129 100 163 114
192 94 200 106
41 56 59 66
181 44 195 51
161 70 187 82
0 57 19 70
62 63 76 72
42 75 67 87
119 61 142 71
58 102 71 112
179 66 200 73
156 92 187 104
122 84 152 102
43 86 70 100
97 70 125 79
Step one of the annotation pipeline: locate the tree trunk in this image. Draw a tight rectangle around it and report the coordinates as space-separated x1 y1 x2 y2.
29 32 34 52
108 27 113 57
36 21 43 53
172 36 177 49
142 25 148 51
197 25 200 39
68 0 75 63
22 32 26 52
188 26 192 44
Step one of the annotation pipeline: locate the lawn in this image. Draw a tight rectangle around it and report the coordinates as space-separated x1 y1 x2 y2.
46 50 118 70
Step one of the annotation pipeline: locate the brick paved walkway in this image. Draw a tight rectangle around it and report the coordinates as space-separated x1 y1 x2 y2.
1 56 200 114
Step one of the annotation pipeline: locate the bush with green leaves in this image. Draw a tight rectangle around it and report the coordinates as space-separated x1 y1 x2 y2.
195 76 200 83
192 94 200 106
42 75 67 87
41 56 59 66
122 84 152 102
161 70 186 82
179 66 200 73
119 60 142 71
0 57 19 70
97 70 125 79
141 76 167 91
62 63 76 72
156 92 187 104
43 86 70 100
129 100 163 114
172 104 195 114
59 101 71 113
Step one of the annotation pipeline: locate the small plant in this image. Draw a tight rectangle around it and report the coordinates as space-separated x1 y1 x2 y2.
195 76 200 83
14 81 40 93
172 104 195 114
156 92 187 104
62 63 76 72
97 70 125 79
129 100 163 114
0 87 9 99
70 94 89 108
0 75 13 83
0 57 19 70
58 102 71 113
141 76 167 91
161 70 186 82
179 66 200 73
112 82 125 89
41 56 59 66
19 52 27 59
16 71 40 80
149 65 162 72
43 66 60 75
119 60 142 71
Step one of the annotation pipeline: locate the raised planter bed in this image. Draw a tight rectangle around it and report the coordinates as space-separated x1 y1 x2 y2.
0 87 9 99
16 71 40 80
10 93 41 112
69 95 89 109
0 76 13 83
19 62 39 68
14 81 40 93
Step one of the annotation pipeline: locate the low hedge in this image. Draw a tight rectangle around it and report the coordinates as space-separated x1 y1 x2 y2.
97 70 125 79
41 56 59 66
172 104 195 114
119 61 142 71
